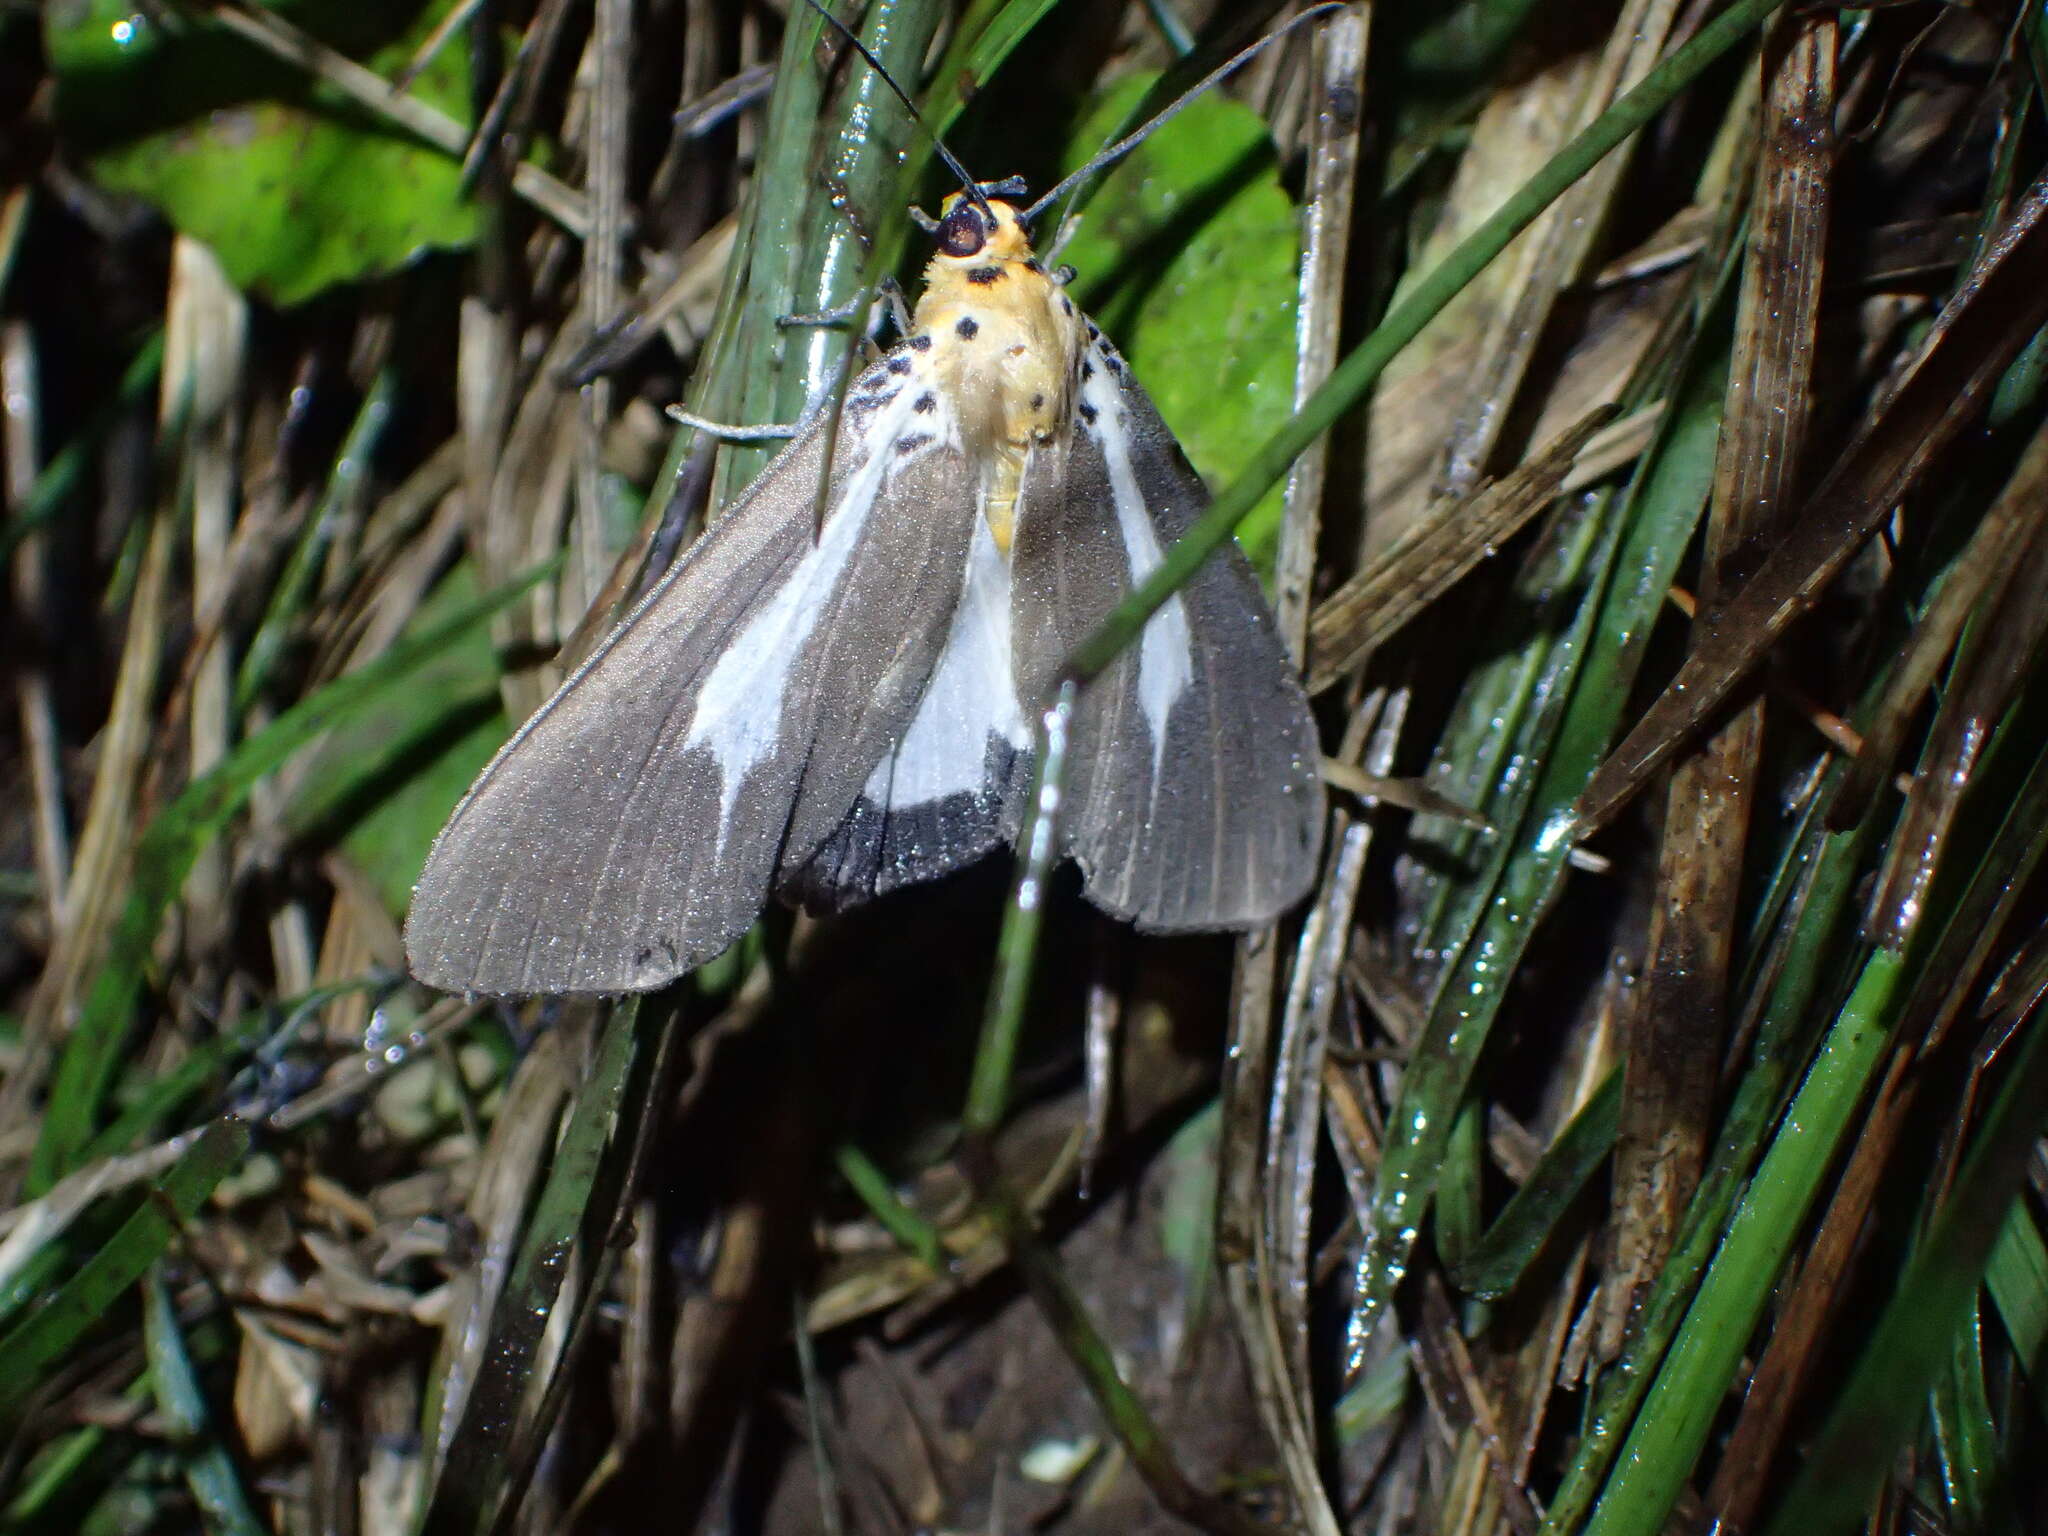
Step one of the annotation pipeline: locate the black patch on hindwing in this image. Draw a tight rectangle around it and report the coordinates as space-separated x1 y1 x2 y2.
790 735 1028 910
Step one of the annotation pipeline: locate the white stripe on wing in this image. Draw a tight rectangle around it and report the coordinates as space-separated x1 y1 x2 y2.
685 380 957 837
1080 351 1194 783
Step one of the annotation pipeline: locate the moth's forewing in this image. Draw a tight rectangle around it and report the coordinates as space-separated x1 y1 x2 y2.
1010 329 1324 929
405 363 978 996
787 512 1034 909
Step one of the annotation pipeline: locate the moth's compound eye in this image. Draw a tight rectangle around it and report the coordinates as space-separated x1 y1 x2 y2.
938 202 987 258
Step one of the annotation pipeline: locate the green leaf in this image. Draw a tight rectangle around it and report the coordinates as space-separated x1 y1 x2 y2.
47 0 479 305
1056 74 1300 567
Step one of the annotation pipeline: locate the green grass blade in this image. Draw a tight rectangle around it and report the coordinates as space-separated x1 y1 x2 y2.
0 1118 249 1422
2 1373 151 1525
418 998 642 1536
0 329 163 568
1065 0 1786 681
1987 1203 2048 1420
1929 1302 2002 1530
1579 949 1906 1536
705 0 946 504
235 365 399 710
143 1270 266 1536
1761 993 2048 1536
1445 1068 1620 1300
834 1143 947 1273
1347 294 1733 1348
966 684 1074 1140
925 0 1064 143
696 2 832 505
28 561 555 1193
1541 815 1874 1529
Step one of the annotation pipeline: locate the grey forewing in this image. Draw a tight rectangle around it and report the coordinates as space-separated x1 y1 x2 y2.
1010 332 1323 929
404 355 976 995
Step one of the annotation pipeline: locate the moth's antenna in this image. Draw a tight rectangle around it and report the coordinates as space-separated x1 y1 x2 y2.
1021 2 1345 226
802 0 999 229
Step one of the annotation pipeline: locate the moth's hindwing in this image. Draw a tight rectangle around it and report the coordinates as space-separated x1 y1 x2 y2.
404 349 978 996
1010 327 1324 929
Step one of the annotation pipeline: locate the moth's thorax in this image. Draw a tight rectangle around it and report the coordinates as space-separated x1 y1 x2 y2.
910 200 1085 551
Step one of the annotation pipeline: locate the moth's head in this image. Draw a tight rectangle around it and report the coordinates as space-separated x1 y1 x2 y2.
930 185 1037 267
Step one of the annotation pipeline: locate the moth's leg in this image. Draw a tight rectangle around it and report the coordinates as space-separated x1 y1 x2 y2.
778 276 910 340
878 276 913 337
664 405 799 442
665 368 847 442
777 292 883 368
778 293 865 327
1078 923 1125 1199
1040 207 1086 269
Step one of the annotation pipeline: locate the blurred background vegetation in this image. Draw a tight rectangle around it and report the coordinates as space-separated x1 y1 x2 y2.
3 1 2048 1532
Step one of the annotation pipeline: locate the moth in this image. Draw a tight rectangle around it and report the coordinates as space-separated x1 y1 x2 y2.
406 185 1324 996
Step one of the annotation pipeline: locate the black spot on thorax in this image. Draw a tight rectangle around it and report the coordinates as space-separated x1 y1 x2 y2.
886 354 912 374
913 392 936 413
965 266 1003 286
909 334 933 351
895 433 934 455
956 316 979 339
